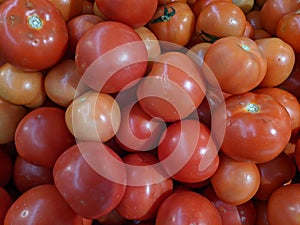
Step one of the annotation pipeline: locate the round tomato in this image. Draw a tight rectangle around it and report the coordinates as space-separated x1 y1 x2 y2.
0 0 69 71
53 142 127 219
203 36 267 94
48 0 82 21
213 92 292 163
4 184 83 225
155 190 222 225
95 0 158 28
15 107 76 168
0 187 13 225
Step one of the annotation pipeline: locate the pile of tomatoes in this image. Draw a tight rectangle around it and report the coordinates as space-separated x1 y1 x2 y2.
0 0 300 224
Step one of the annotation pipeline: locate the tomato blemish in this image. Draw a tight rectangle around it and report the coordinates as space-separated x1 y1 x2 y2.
244 103 260 113
27 15 43 30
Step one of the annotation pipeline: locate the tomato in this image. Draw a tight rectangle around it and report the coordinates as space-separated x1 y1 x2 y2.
45 59 90 107
48 0 82 21
253 29 272 40
260 0 300 35
65 90 121 142
254 200 270 225
155 190 222 225
276 9 300 53
75 21 148 93
67 14 103 54
186 42 211 67
53 142 127 219
0 0 69 71
203 36 267 94
114 102 166 152
116 153 173 221
191 0 232 18
0 63 46 108
232 0 254 13
81 0 94 14
255 37 295 87
95 0 158 28
15 107 76 168
137 51 206 122
203 185 257 225
148 2 195 48
246 10 262 30
213 92 292 163
253 87 300 137
0 147 13 187
267 183 300 225
4 184 83 225
97 209 126 225
0 97 27 144
0 187 13 225
13 155 54 193
195 1 246 42
255 152 296 200
158 119 219 183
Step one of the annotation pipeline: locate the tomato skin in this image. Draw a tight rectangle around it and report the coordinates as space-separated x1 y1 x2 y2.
214 92 292 163
95 0 158 28
48 0 82 21
155 190 222 225
53 142 127 219
0 187 13 225
203 36 267 94
75 21 148 93
267 184 300 225
148 2 195 48
0 0 69 71
15 107 76 168
4 184 83 225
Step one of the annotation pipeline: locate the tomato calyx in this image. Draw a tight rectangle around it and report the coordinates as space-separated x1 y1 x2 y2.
197 31 220 43
244 103 261 113
150 5 176 23
27 14 43 30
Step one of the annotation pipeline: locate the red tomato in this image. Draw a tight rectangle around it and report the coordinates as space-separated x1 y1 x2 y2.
15 107 76 168
4 184 83 225
13 156 54 193
137 51 206 122
254 200 270 225
116 153 173 221
95 0 158 28
0 0 69 71
0 187 13 225
48 0 82 21
203 36 267 94
53 142 127 219
75 21 148 93
97 209 126 225
155 190 222 225
114 102 166 152
158 119 219 183
213 92 292 163
267 183 300 225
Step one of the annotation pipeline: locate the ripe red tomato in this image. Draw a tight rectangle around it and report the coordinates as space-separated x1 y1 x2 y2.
15 107 76 168
155 190 222 225
53 142 127 219
0 187 13 225
48 0 82 21
75 21 148 93
0 0 69 71
214 92 292 163
95 0 158 28
4 184 83 225
158 119 219 183
137 51 206 122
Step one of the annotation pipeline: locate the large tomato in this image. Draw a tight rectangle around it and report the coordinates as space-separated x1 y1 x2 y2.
0 0 69 71
213 92 292 163
95 0 158 28
75 21 148 93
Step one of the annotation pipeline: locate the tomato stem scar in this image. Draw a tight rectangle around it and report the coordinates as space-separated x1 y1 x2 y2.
151 5 176 23
244 103 260 113
27 15 43 30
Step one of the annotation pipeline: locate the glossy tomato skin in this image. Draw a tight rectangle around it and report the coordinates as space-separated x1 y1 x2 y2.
214 92 292 163
15 107 76 168
75 21 148 93
48 0 82 21
267 184 300 225
95 0 158 28
158 119 219 183
116 153 173 221
53 142 127 219
155 190 222 225
4 184 83 225
0 0 69 71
